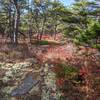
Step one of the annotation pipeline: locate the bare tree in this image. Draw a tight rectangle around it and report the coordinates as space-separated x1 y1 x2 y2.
12 0 20 45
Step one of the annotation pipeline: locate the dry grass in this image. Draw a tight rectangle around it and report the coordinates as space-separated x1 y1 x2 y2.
0 43 33 62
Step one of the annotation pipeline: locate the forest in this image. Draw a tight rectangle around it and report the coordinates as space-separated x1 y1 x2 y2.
0 0 100 100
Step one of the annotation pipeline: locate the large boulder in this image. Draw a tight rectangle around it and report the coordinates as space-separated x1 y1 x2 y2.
11 75 39 96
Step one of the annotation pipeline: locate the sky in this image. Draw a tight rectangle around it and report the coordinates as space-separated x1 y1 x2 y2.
59 0 94 6
59 0 75 6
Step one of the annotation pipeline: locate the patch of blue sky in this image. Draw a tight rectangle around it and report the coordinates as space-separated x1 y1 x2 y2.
59 0 95 6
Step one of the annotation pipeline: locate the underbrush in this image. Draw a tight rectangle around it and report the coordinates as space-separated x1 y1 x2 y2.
52 63 79 80
51 61 98 99
0 43 33 62
33 40 60 45
93 44 100 50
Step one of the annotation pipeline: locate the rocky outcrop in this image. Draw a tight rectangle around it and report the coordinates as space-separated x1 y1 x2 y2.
11 75 39 96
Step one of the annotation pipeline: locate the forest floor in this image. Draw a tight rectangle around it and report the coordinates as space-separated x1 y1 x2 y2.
0 35 100 100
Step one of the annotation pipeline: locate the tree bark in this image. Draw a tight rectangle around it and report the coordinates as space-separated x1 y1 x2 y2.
28 0 32 43
39 14 46 40
8 0 13 43
13 0 20 45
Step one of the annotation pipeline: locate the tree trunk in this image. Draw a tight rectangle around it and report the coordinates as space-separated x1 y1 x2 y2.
54 24 57 40
34 7 40 40
8 0 13 43
13 0 20 45
39 15 46 40
28 24 32 43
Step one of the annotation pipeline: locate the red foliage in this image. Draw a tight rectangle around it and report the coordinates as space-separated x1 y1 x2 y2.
79 67 88 76
56 78 65 87
51 65 63 73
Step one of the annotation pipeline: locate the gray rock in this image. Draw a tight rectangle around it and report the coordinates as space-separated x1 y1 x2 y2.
25 58 38 64
11 75 39 96
49 96 57 100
